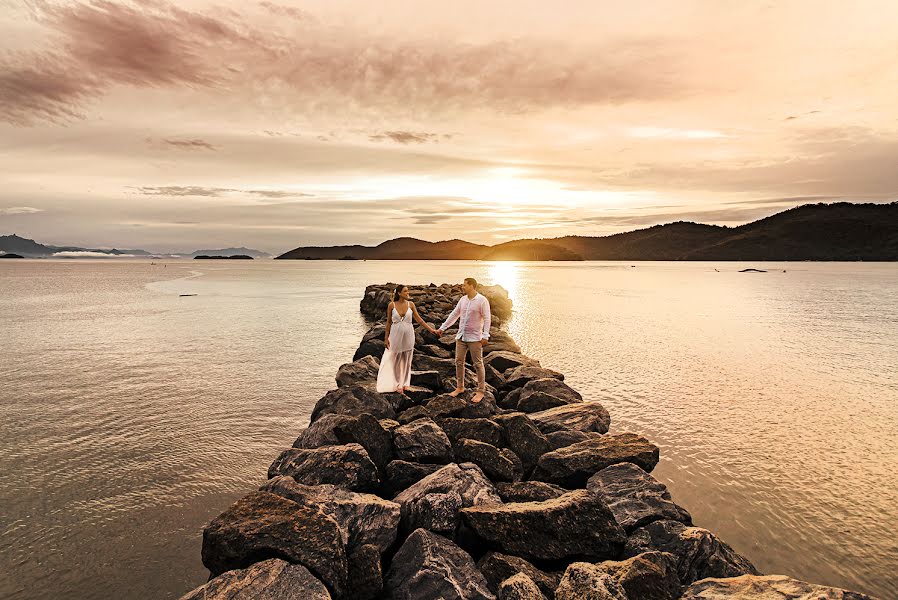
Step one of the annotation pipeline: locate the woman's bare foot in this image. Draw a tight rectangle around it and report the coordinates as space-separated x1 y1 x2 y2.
448 387 465 397
471 391 484 404
397 386 405 394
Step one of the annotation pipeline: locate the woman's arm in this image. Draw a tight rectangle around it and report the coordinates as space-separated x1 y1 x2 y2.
384 302 393 349
411 302 436 333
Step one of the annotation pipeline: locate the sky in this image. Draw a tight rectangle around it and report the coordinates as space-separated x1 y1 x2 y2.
1 0 897 254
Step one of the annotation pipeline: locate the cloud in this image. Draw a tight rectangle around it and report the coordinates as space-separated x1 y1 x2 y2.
130 186 312 198
163 138 217 151
0 206 44 215
369 131 441 144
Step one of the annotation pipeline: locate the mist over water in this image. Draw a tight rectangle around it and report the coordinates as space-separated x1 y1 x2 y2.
1 260 896 599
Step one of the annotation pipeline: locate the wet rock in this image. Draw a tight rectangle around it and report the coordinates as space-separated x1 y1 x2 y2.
478 552 561 599
485 351 540 374
411 370 443 389
294 413 394 473
504 366 565 389
392 418 453 464
336 355 380 387
680 574 875 600
201 492 347 597
346 544 382 600
587 463 691 532
556 552 681 600
311 385 396 423
268 443 380 492
531 434 659 488
624 520 759 585
383 460 443 497
260 476 400 552
394 463 501 535
545 430 598 450
495 481 566 503
438 417 504 447
461 489 626 561
493 413 551 473
384 528 495 600
179 558 331 600
528 403 611 435
517 391 572 413
455 439 524 482
499 573 547 600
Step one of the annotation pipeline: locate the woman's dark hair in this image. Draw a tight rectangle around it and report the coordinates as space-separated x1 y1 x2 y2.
393 285 407 301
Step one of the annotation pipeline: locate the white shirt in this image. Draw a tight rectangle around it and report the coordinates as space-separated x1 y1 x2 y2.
440 292 491 342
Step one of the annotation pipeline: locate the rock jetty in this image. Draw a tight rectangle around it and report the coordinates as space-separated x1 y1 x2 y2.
183 282 878 600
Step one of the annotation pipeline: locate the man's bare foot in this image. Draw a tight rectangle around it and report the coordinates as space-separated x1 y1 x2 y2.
471 391 484 404
448 388 465 397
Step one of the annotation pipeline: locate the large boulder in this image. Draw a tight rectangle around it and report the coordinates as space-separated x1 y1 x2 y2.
392 418 453 464
179 558 331 600
587 463 691 532
504 366 564 389
545 430 598 450
485 351 540 374
411 370 443 389
680 574 875 600
438 417 504 447
460 489 626 561
384 528 495 600
531 434 659 488
260 476 400 552
623 520 759 585
455 439 524 482
518 378 582 406
528 403 611 435
485 364 507 389
394 463 501 535
294 413 394 472
311 385 396 422
346 543 383 600
517 391 573 413
201 492 347 597
336 355 380 387
268 444 380 492
495 481 566 503
493 413 551 473
383 460 444 497
484 329 522 354
555 552 681 600
477 552 561 599
498 573 547 600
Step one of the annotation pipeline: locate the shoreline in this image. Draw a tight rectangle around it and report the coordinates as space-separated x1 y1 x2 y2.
181 282 878 599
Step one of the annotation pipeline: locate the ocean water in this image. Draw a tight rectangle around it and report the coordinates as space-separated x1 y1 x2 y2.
1 259 896 599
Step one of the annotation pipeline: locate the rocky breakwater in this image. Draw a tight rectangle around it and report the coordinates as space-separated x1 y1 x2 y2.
183 282 878 600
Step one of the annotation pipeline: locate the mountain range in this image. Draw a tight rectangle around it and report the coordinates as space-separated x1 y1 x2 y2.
276 202 898 261
0 235 270 259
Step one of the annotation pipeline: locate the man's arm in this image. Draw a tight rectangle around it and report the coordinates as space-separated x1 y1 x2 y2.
439 297 463 332
480 296 491 340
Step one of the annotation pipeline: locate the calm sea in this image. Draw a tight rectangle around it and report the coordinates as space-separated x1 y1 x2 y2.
1 260 896 599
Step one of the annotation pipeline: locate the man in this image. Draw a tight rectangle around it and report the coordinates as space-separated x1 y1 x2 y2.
436 277 491 404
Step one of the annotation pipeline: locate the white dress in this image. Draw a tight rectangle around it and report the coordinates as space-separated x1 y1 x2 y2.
376 305 415 393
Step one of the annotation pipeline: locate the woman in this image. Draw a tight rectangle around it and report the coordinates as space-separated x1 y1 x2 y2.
376 285 437 394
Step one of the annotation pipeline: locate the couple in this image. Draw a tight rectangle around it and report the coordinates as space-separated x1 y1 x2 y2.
376 277 491 404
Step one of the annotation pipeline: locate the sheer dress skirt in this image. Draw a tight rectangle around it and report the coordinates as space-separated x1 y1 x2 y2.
376 321 414 393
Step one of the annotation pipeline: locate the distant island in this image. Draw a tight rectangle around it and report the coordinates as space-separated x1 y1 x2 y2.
194 255 254 260
0 253 24 259
0 235 271 259
276 202 898 261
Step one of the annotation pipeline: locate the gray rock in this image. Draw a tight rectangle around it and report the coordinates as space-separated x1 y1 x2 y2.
438 417 504 447
422 344 452 359
346 544 382 600
455 439 524 482
411 370 443 389
531 434 658 488
397 405 431 425
353 338 386 362
545 430 598 450
493 413 551 473
393 418 453 464
498 388 524 410
518 378 582 405
495 481 566 503
461 489 626 561
201 492 347 597
624 520 759 585
484 330 522 354
336 355 381 387
504 366 564 389
485 351 540 374
383 460 444 497
486 363 507 389
394 463 501 535
499 573 547 600
179 558 331 600
260 476 400 552
587 463 691 532
294 413 394 473
517 391 572 413
384 528 495 600
294 413 348 448
402 385 436 403
680 574 875 600
528 403 611 435
424 394 469 418
557 552 681 600
268 443 380 492
477 552 561 599
311 385 396 423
